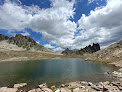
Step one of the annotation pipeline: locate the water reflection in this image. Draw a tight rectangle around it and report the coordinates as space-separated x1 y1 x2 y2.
0 58 118 87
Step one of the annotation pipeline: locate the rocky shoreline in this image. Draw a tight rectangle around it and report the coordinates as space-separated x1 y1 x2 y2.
0 68 122 92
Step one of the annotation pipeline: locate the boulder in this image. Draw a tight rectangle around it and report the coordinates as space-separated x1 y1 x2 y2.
0 87 18 92
41 88 53 92
38 83 47 88
14 83 27 88
55 89 60 92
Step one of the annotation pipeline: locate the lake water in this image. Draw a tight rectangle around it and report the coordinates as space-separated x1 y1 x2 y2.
0 58 118 87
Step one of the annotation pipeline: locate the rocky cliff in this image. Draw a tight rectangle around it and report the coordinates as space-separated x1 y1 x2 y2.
62 48 77 55
0 34 55 53
76 43 100 55
85 40 122 67
62 43 100 55
0 34 9 41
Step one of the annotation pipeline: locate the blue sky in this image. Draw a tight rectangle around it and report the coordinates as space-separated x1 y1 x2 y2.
0 0 122 52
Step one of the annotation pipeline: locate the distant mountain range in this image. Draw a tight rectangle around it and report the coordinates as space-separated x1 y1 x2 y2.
62 43 100 55
0 33 121 67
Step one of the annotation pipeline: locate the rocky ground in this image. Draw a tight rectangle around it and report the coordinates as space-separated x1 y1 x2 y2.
84 40 122 67
0 68 122 92
0 47 82 62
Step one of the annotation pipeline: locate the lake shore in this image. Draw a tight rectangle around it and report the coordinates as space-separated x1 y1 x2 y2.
0 59 121 92
0 68 122 92
0 48 82 62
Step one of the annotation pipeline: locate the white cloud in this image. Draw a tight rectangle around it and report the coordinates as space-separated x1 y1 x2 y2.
0 0 122 52
0 0 77 51
77 0 122 48
36 40 40 44
44 44 55 49
53 47 64 52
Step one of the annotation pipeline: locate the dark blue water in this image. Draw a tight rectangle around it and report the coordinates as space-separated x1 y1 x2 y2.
0 58 118 87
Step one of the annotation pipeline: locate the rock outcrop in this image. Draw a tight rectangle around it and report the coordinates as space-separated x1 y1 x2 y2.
85 40 122 67
76 43 100 55
0 34 9 41
61 48 77 55
62 43 100 55
0 34 56 53
8 34 40 51
9 34 37 48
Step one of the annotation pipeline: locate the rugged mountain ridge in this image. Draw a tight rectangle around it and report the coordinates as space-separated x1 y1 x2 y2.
62 43 100 55
0 34 55 53
85 40 122 67
76 43 100 54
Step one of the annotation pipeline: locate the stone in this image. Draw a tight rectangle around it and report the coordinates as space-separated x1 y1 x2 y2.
88 82 93 86
60 88 71 92
103 81 109 85
0 87 18 92
38 83 47 88
80 86 85 89
91 85 103 91
41 88 53 92
73 88 80 92
60 84 65 87
35 88 42 92
68 82 81 88
55 89 60 92
14 83 27 88
28 89 36 92
80 81 88 86
118 68 122 72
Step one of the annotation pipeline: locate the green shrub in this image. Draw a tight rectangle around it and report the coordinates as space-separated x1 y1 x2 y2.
26 47 30 51
23 46 26 48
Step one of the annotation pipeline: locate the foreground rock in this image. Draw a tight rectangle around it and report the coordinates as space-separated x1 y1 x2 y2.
0 80 122 92
0 87 18 92
14 83 27 88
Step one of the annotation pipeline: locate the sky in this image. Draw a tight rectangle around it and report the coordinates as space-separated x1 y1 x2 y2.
0 0 122 52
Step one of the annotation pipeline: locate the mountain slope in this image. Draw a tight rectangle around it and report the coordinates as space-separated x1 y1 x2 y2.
0 34 55 53
85 40 122 67
0 34 63 62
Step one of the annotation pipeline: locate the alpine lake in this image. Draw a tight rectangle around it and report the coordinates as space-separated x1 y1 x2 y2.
0 58 118 88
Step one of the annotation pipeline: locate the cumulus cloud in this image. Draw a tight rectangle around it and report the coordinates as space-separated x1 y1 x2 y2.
53 47 64 52
44 44 55 49
77 0 122 48
0 0 77 51
0 0 122 52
